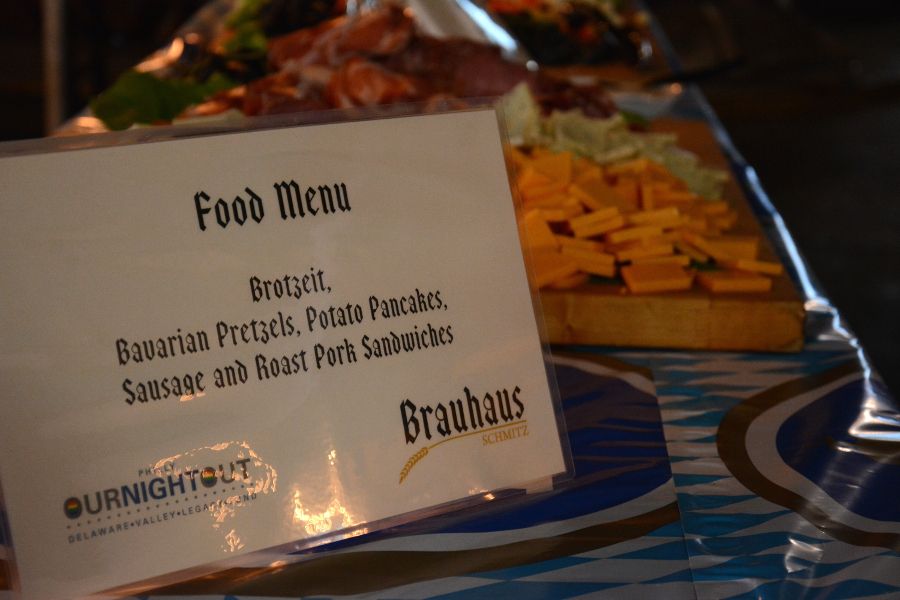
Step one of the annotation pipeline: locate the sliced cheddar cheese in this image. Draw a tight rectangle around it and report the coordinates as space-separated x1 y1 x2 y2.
700 200 729 216
682 231 733 261
521 211 558 251
611 178 640 209
521 182 569 205
719 258 784 276
712 211 739 230
639 182 656 210
621 263 694 294
705 235 759 260
560 246 616 266
569 177 625 212
569 256 616 278
572 214 626 239
536 204 583 222
674 240 710 263
654 189 698 206
530 251 579 288
569 206 620 230
516 166 552 190
696 271 772 293
555 235 605 252
614 242 674 262
631 254 691 267
606 225 664 245
625 207 680 227
606 157 650 176
512 144 783 299
531 151 573 184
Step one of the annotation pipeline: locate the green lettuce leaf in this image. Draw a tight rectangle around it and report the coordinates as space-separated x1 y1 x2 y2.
90 70 235 131
226 0 270 28
223 21 268 59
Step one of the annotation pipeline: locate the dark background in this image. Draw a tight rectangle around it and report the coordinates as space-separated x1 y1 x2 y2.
647 0 899 393
0 0 897 393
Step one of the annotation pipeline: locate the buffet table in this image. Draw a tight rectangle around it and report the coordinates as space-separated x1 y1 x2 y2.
1 2 898 599
71 101 900 600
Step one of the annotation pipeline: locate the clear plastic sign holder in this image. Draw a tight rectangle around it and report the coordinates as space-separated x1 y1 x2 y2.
0 104 572 599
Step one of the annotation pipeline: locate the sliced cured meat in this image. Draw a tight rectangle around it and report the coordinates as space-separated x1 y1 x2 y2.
268 17 348 69
326 57 421 108
268 5 412 70
530 77 617 118
242 71 301 115
336 4 413 56
159 3 617 126
383 36 531 98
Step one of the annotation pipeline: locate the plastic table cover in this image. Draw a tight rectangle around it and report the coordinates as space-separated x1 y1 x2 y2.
631 14 900 598
0 352 689 599
3 2 900 599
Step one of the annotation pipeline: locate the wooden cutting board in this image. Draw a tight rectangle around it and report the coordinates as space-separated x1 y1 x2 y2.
539 119 805 352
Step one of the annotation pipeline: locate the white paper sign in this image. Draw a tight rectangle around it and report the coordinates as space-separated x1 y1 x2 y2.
0 110 566 599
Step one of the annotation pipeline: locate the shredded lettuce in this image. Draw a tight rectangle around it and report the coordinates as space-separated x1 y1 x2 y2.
499 83 728 199
497 83 542 143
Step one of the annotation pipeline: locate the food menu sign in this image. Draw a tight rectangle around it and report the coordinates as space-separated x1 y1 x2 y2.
0 110 567 599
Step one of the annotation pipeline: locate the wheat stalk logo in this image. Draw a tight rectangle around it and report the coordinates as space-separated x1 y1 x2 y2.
398 420 527 484
398 447 429 484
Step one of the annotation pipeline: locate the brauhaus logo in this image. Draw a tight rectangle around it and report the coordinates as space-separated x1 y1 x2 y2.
398 385 528 484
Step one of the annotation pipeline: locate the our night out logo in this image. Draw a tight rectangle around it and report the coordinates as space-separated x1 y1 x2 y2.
62 460 251 521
